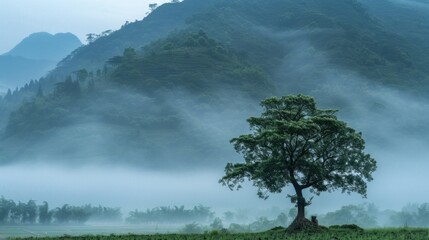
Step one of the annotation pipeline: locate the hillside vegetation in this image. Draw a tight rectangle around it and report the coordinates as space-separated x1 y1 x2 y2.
0 32 271 167
1 0 429 166
27 0 429 93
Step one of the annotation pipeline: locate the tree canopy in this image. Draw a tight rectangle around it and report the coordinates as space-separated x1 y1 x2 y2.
220 95 377 230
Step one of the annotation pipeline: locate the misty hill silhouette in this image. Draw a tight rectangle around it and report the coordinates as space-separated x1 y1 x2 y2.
0 55 52 92
0 32 272 167
1 0 429 167
5 32 82 61
44 0 429 91
0 32 82 92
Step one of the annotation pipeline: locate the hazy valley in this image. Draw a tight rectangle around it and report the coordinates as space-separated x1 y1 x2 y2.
1 0 429 238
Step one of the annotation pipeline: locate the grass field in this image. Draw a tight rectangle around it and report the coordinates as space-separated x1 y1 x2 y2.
0 225 180 240
4 228 429 240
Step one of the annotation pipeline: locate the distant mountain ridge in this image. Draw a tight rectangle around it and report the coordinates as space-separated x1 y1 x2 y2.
0 32 82 93
3 32 82 61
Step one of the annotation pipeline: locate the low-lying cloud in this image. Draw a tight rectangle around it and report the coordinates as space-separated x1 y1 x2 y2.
270 27 429 211
1 19 429 224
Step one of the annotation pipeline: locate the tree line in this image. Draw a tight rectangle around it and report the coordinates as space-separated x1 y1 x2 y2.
0 197 121 225
127 205 215 224
0 197 216 226
2 196 429 228
318 203 429 228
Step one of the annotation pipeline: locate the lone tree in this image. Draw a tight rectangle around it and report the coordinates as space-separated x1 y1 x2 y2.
220 95 376 231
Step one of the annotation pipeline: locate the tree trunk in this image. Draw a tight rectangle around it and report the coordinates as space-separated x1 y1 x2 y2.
296 188 306 220
287 185 319 232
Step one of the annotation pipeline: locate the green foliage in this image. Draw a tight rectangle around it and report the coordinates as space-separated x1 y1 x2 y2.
209 217 223 230
74 69 89 82
0 197 121 225
389 203 429 227
109 31 272 99
54 205 91 224
108 48 142 84
360 0 429 76
181 223 204 234
0 31 276 162
319 204 378 228
4 77 83 136
9 228 429 240
222 212 290 233
14 0 429 107
246 216 285 232
3 0 429 164
329 224 364 231
184 0 429 89
220 95 376 221
0 197 39 224
127 205 214 224
38 202 52 224
49 0 214 79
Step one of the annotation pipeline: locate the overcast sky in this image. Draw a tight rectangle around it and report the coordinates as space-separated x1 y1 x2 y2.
0 0 169 54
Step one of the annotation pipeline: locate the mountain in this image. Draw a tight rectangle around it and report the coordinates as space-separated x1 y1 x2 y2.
1 32 272 167
1 0 429 168
0 32 82 93
358 0 429 73
42 0 429 93
4 32 82 61
50 0 215 79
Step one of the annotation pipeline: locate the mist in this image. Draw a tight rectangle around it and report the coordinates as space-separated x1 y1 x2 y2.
2 57 429 222
0 164 289 220
2 0 429 235
388 0 429 9
238 26 429 213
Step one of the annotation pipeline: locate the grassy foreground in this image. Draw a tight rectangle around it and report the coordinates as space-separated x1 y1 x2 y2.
9 228 429 240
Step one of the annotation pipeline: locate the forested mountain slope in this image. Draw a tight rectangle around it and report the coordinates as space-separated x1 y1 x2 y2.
0 32 272 167
49 0 217 80
1 0 429 167
41 0 429 91
359 0 429 75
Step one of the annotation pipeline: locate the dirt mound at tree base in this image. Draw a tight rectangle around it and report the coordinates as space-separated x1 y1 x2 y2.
287 218 326 233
